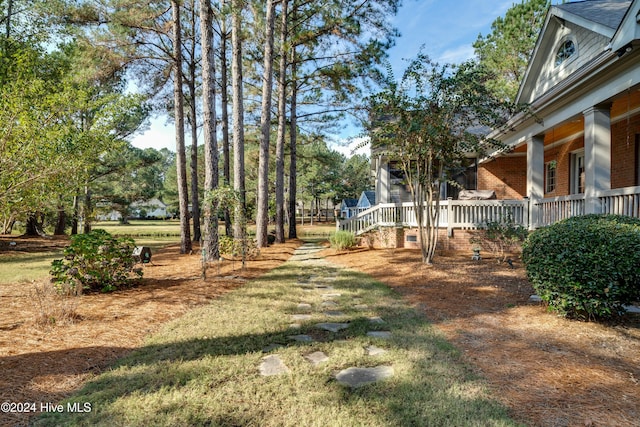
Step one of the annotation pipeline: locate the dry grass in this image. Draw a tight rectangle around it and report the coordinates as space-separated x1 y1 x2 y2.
326 247 640 427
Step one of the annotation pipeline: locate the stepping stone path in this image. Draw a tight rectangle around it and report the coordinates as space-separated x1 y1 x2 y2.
260 355 289 376
258 242 395 387
365 345 387 356
367 331 392 339
315 322 349 333
335 366 394 388
305 351 329 365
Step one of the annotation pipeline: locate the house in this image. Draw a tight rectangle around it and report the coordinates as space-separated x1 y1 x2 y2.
479 0 640 228
357 191 376 212
340 0 640 248
339 198 358 219
130 198 169 219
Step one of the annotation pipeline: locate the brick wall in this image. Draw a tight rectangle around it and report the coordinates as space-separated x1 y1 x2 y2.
477 156 526 199
611 114 640 189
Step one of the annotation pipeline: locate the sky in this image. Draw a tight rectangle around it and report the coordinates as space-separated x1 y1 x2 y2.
130 0 515 157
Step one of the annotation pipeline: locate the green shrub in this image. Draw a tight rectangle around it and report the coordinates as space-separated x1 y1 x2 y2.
469 215 528 262
522 214 640 320
50 230 142 293
330 231 357 251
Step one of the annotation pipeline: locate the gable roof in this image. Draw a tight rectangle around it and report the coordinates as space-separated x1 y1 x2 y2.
357 191 376 207
516 0 634 104
341 198 357 208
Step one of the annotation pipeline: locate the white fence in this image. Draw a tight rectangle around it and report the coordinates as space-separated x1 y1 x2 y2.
338 187 640 235
338 199 529 235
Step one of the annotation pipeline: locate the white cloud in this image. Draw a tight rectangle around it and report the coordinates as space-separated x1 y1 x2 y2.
437 44 476 64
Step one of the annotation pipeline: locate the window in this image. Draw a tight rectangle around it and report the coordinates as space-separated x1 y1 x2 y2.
571 150 585 194
555 40 576 66
545 161 557 193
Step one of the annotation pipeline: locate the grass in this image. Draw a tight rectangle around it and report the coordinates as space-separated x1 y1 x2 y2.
0 250 62 284
36 254 521 426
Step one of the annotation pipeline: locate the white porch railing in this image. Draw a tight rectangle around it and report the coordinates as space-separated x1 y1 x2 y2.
337 186 640 236
338 199 530 235
599 186 640 217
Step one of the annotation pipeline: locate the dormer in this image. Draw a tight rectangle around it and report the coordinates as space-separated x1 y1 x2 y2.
517 0 631 105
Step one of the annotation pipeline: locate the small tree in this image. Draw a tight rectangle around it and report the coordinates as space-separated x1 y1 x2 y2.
368 55 517 265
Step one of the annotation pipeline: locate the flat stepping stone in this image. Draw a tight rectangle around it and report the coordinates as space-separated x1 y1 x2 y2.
315 285 334 290
368 317 385 324
354 304 369 310
315 322 349 332
322 301 338 307
367 331 392 339
288 334 314 342
322 293 342 299
259 355 289 376
291 314 312 321
324 311 345 317
305 351 329 365
336 366 394 388
289 323 301 329
365 345 387 356
262 343 285 353
297 303 312 310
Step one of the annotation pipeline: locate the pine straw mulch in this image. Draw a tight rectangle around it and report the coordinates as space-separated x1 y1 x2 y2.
323 247 640 427
0 237 301 427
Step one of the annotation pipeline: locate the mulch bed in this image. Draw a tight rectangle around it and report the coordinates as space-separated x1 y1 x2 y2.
326 247 640 427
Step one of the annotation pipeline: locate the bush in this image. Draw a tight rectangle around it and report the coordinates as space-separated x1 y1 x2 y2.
522 214 640 320
330 231 357 251
50 229 143 293
469 215 528 262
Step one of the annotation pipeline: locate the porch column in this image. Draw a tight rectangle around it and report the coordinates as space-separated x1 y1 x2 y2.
583 105 611 214
527 134 545 229
376 156 391 204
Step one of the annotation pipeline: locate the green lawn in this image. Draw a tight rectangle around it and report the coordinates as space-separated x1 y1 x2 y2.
0 250 62 284
36 253 521 427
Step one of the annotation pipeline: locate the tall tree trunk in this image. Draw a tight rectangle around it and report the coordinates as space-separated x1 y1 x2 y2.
220 5 232 237
231 0 246 241
200 0 219 261
83 184 92 234
187 41 201 242
274 0 288 243
54 197 66 235
188 98 201 242
287 44 298 239
71 194 79 235
172 0 192 254
256 0 276 248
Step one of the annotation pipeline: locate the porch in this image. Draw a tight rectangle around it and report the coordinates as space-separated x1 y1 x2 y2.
337 186 640 236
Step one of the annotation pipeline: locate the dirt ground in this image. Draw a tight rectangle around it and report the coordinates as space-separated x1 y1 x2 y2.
1 237 640 427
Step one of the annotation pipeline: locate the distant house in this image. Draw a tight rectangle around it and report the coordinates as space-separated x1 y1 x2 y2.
357 191 376 212
130 198 168 219
340 198 358 219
